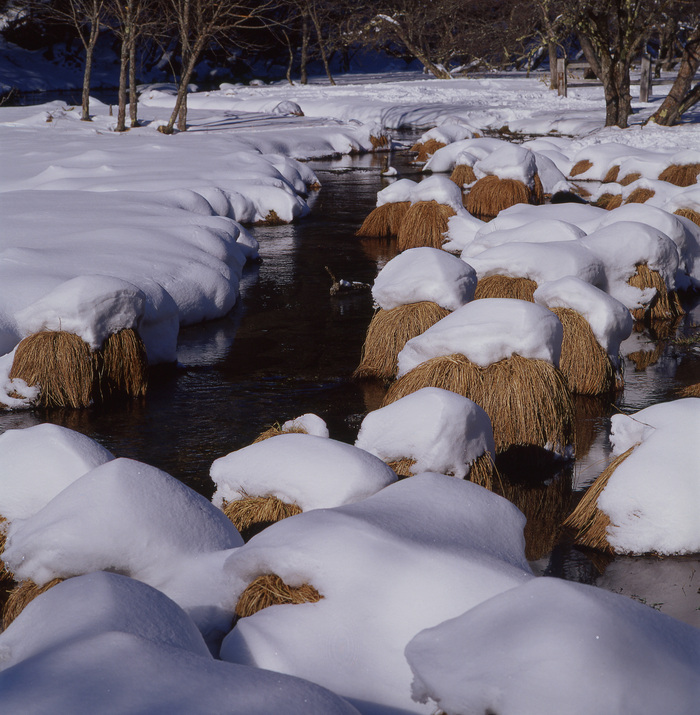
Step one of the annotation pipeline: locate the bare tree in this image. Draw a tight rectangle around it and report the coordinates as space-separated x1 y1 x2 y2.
159 0 277 134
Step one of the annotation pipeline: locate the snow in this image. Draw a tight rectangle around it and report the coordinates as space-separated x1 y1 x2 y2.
397 298 563 374
220 474 532 714
533 276 634 364
355 387 495 478
596 399 700 555
406 577 700 715
210 433 397 512
280 413 329 438
371 247 477 311
0 572 360 715
466 240 606 286
473 143 537 186
0 423 114 522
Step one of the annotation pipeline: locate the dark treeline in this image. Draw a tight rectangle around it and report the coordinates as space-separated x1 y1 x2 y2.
2 0 700 129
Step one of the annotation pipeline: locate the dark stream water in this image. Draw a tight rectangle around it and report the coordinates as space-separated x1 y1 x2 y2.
1 148 700 625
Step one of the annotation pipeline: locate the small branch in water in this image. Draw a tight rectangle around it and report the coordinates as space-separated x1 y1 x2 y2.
325 266 371 296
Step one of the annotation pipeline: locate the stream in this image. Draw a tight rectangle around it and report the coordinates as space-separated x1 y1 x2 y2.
1 147 700 626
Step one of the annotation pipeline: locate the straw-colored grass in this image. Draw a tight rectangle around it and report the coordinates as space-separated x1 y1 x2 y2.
569 159 593 177
97 328 148 400
235 573 322 618
222 491 302 540
396 201 456 252
532 173 545 204
465 176 531 221
563 445 637 553
628 262 685 321
2 578 64 629
658 163 700 187
619 172 641 186
387 457 417 478
678 382 700 397
449 164 477 188
356 201 410 238
674 207 700 226
411 139 445 162
551 308 616 395
627 345 664 371
9 332 96 408
625 187 655 204
383 353 574 454
594 193 623 210
370 134 389 149
354 302 450 381
474 275 537 302
253 424 308 443
602 165 620 183
387 452 494 490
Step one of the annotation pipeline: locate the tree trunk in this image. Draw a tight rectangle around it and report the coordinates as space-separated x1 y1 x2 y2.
300 14 309 84
116 32 130 131
129 37 138 127
81 24 100 121
599 59 632 128
161 42 201 134
309 6 335 85
548 41 558 90
650 29 700 126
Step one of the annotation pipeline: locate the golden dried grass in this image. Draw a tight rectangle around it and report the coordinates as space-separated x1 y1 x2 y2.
602 165 620 183
383 353 574 454
449 164 477 188
396 201 456 252
532 173 545 204
222 491 302 541
370 134 389 149
551 308 616 395
2 578 64 630
235 573 322 618
355 202 410 238
627 345 664 371
569 159 593 177
253 424 308 443
658 163 700 187
411 139 445 162
563 445 637 553
619 172 642 186
625 187 655 204
97 329 148 400
678 382 700 397
465 176 531 221
628 263 685 321
9 332 96 408
594 193 623 210
387 452 494 491
474 275 537 302
387 457 416 478
354 302 450 381
674 207 700 226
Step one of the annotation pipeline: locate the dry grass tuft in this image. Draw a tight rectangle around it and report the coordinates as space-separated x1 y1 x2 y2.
551 308 616 395
396 201 456 252
465 176 535 221
387 457 417 478
97 329 148 400
2 578 64 629
354 302 450 381
563 446 637 552
628 262 685 321
253 424 308 443
674 207 700 226
625 187 655 204
10 332 96 408
383 353 574 454
449 164 477 188
235 573 322 618
627 344 664 371
370 134 390 149
411 139 445 163
223 491 302 540
619 172 642 186
594 193 623 210
602 165 620 183
532 173 545 204
569 159 593 177
356 202 410 238
474 275 537 302
658 163 700 187
678 382 700 397
258 210 288 226
386 452 494 490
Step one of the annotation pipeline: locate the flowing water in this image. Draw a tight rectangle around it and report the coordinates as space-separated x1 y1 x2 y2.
1 147 700 625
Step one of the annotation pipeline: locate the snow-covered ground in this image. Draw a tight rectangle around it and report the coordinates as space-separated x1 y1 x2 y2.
1 62 700 712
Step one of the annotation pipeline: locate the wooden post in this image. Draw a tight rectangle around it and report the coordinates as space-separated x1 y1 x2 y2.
556 58 567 97
640 55 652 102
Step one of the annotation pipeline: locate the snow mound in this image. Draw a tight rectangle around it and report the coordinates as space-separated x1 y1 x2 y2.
355 387 494 478
372 247 477 311
397 298 563 374
406 577 700 715
474 144 537 187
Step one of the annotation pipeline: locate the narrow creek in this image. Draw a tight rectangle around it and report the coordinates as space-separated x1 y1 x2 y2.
1 147 699 625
